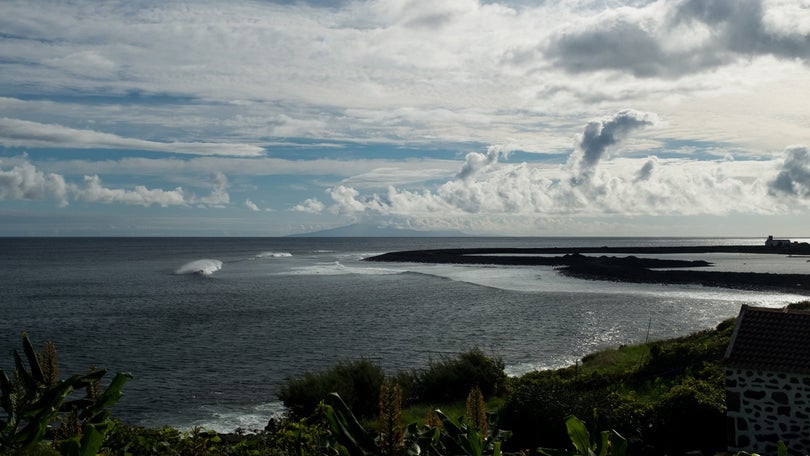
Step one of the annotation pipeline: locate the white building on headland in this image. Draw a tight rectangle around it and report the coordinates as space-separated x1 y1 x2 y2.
765 235 792 247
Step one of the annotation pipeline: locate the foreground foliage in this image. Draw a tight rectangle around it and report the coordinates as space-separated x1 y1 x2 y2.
279 348 507 420
0 333 130 456
538 415 627 456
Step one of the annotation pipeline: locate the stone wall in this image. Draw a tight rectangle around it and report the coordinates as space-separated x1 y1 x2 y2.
726 368 810 454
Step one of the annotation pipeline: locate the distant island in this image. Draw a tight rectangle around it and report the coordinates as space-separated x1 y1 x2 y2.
364 243 810 294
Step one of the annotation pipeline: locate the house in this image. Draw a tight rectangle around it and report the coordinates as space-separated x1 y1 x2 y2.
765 235 792 248
725 305 810 454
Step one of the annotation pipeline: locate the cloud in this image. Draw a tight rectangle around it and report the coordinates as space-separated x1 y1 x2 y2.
0 118 264 157
190 172 230 206
769 145 810 197
635 157 657 182
567 109 658 183
544 0 810 78
0 159 68 206
456 145 509 180
245 199 260 211
292 198 326 214
340 166 456 188
673 0 810 59
2 1 810 236
0 0 806 154
74 175 187 207
327 186 378 214
318 109 782 225
0 158 233 208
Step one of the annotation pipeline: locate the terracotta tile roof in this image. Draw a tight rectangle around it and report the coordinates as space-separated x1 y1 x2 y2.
725 305 810 374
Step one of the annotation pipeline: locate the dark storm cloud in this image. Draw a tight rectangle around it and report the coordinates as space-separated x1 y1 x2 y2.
769 146 810 197
545 0 810 78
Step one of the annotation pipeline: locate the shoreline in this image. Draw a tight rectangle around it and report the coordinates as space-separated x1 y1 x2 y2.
364 245 810 295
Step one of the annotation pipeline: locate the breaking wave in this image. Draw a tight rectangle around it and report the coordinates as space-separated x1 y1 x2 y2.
179 402 287 434
174 259 223 276
255 252 293 259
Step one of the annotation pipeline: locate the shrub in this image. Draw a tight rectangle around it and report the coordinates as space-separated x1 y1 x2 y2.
645 376 726 455
414 348 507 404
277 358 385 419
497 374 588 450
498 373 650 451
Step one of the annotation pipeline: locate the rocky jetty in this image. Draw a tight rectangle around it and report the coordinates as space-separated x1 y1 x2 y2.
364 245 810 294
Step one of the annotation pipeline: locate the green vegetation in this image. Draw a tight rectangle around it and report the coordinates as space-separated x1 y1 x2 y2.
537 415 627 456
278 348 507 420
0 333 130 456
498 319 734 453
2 319 748 455
278 359 385 420
398 348 508 405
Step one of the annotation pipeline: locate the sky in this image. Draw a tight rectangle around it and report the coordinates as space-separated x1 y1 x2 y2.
1 0 810 237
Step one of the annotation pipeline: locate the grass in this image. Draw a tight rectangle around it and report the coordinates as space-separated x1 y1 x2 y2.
578 343 650 376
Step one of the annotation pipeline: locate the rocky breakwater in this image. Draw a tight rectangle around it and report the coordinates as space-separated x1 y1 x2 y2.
364 246 810 294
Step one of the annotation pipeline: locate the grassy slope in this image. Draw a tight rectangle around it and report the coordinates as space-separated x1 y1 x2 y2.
395 316 736 429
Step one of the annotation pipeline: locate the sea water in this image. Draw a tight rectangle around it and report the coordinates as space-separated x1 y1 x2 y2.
1 237 807 433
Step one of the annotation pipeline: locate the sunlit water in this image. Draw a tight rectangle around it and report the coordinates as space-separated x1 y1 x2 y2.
0 237 806 433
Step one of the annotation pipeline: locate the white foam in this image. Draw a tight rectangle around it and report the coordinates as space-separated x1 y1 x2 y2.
255 252 293 259
280 261 404 276
402 264 808 304
175 259 223 276
181 402 287 434
506 359 577 377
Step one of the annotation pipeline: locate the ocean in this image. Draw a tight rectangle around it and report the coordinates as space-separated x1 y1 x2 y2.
1 236 807 433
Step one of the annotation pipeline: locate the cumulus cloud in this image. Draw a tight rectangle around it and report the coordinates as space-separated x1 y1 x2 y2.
0 118 264 157
327 185 382 214
316 109 785 224
245 199 260 211
769 145 810 197
74 175 186 207
0 160 68 206
292 198 326 214
635 157 657 182
0 158 233 208
567 109 658 183
457 145 509 180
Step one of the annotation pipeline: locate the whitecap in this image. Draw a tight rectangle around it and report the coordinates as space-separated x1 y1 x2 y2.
255 252 293 259
174 259 223 276
280 261 404 276
180 402 287 434
505 359 577 377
